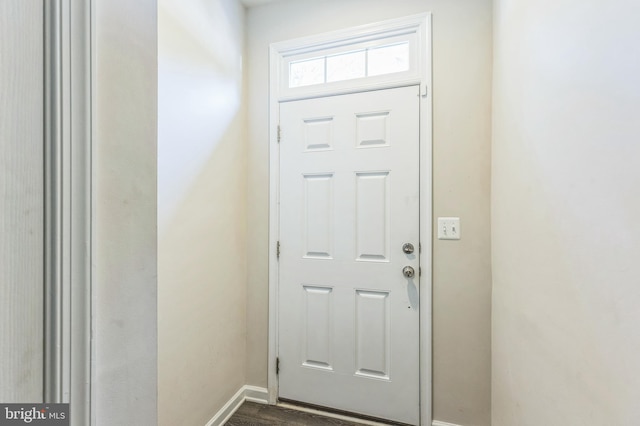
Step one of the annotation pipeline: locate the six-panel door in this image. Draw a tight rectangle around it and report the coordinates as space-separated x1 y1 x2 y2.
278 85 421 425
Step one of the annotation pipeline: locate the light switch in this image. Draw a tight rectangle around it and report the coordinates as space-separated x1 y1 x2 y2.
437 217 460 240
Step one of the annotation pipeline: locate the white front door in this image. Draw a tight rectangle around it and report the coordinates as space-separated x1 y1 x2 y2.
278 85 421 425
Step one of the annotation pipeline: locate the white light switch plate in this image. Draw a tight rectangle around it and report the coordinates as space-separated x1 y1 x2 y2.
437 217 461 240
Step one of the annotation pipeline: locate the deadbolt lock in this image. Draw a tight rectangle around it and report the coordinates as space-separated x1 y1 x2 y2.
402 243 415 254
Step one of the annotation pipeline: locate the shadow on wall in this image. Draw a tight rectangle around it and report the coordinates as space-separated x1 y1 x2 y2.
158 0 243 228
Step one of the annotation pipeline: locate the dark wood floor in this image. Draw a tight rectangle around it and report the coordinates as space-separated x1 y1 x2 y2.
225 402 366 426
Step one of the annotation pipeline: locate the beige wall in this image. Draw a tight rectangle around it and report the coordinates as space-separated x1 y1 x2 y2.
246 1 493 425
492 0 640 424
157 0 248 425
93 0 158 424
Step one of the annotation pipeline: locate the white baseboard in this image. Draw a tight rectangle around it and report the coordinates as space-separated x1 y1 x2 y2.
243 385 269 404
204 385 269 426
433 421 463 426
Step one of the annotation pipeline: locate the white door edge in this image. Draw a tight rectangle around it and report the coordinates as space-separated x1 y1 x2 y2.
267 13 433 425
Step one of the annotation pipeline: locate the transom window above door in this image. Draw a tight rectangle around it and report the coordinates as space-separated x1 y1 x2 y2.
289 41 410 88
272 14 429 101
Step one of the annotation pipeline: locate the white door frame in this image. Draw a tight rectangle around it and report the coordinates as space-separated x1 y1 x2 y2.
267 13 433 425
44 0 92 423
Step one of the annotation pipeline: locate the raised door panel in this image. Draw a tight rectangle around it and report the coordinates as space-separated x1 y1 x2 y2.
355 290 390 379
356 172 390 262
303 174 334 259
302 286 334 370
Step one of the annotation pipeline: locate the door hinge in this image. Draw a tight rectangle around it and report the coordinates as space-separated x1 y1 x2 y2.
276 241 280 259
419 267 422 277
420 83 428 98
277 125 281 143
276 357 280 375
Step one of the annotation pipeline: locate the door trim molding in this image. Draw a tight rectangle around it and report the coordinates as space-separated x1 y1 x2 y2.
44 0 64 403
44 0 92 423
268 13 432 425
